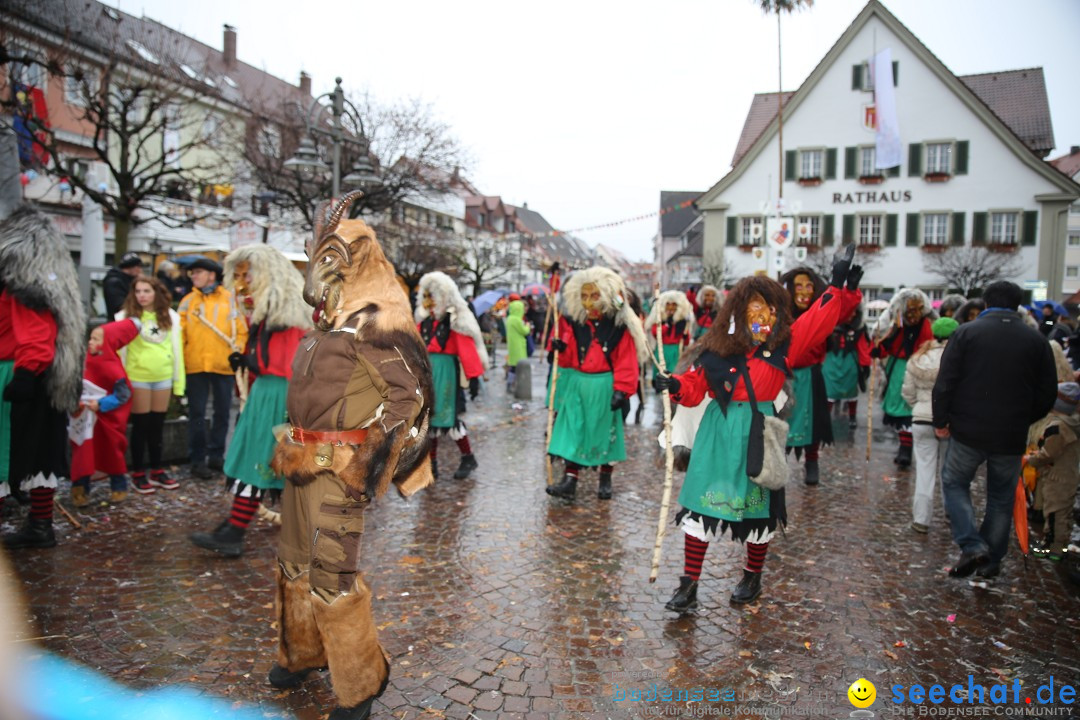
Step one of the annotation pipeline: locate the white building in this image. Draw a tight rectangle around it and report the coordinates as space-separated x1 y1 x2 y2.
697 0 1080 301
1050 147 1080 299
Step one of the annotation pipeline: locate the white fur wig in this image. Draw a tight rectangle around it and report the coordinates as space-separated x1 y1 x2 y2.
224 244 312 330
414 271 489 368
872 287 933 341
644 290 696 349
560 266 650 363
697 285 721 307
0 206 87 412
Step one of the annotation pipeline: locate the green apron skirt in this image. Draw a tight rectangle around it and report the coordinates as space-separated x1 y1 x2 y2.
882 356 913 427
823 350 859 400
223 374 289 491
786 366 814 447
653 343 681 377
548 368 625 466
430 352 459 429
0 360 12 487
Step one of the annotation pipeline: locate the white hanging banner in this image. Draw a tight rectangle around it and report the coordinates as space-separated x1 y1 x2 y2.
873 49 902 169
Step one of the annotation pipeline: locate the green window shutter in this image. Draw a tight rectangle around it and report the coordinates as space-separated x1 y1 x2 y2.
906 213 920 246
842 214 855 244
908 143 922 177
888 164 901 178
785 150 797 181
823 215 835 246
955 140 969 175
726 216 738 246
852 64 863 90
844 147 857 179
825 148 838 180
951 212 966 246
1022 210 1038 246
892 60 899 86
972 212 988 245
885 214 898 247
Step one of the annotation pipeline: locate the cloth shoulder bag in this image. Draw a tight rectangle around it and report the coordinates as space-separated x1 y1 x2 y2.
738 358 790 491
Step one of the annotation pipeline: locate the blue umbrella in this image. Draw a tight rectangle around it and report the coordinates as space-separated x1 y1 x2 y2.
174 254 212 267
1033 300 1069 318
472 288 509 315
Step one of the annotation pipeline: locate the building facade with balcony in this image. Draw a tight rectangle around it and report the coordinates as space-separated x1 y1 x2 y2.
1050 147 1080 299
697 0 1080 301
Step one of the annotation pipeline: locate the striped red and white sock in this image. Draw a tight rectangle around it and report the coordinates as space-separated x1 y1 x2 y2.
745 541 769 573
683 535 709 581
228 495 261 529
30 487 55 521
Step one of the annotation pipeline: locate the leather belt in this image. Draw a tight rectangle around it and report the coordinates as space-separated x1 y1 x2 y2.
289 426 369 445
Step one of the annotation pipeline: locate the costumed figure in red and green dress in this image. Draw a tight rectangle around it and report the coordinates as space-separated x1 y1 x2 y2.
780 265 861 485
655 247 861 610
190 245 311 557
415 271 488 481
0 206 87 549
546 267 649 501
822 303 871 430
693 285 721 340
645 289 694 384
870 288 934 468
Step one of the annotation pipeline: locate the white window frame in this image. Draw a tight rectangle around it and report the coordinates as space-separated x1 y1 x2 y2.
923 288 945 301
989 210 1019 245
797 215 821 246
925 141 953 175
800 148 824 180
64 66 98 108
1070 203 1080 216
922 212 950 246
1066 266 1079 279
740 216 764 246
1067 233 1080 247
857 214 884 247
9 40 48 91
859 146 879 178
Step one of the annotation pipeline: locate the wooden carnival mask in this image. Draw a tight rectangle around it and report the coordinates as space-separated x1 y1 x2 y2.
792 273 815 311
581 282 603 320
746 293 777 345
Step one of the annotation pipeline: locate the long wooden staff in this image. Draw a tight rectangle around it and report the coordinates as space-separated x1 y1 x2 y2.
649 290 677 583
544 273 562 485
865 358 876 462
540 293 554 365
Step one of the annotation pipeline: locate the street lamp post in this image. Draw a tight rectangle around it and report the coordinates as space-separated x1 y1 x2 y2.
284 77 380 201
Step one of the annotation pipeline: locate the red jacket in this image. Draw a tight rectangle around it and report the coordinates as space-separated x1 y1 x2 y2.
790 290 862 369
71 319 139 478
419 319 485 380
554 316 639 395
673 286 861 405
0 290 56 373
878 317 933 361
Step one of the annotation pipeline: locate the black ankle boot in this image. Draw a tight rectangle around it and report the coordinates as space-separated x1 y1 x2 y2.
2 517 56 549
546 473 577 499
730 570 762 604
431 458 438 480
894 444 912 468
664 575 699 613
597 471 613 500
189 520 245 558
804 459 819 486
268 663 325 688
453 453 478 479
328 697 376 720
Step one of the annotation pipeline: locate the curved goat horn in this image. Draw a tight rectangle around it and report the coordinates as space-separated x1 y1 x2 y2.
322 190 365 238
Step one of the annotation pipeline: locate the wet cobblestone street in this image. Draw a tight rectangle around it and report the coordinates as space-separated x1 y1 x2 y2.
4 352 1079 719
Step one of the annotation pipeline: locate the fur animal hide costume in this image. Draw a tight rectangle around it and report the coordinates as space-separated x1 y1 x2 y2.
0 206 86 413
269 191 433 715
414 271 490 369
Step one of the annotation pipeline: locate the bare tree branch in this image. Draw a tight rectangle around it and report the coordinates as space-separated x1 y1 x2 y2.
452 234 516 298
922 246 1026 296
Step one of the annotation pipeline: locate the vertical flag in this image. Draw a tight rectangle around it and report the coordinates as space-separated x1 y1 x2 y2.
873 48 901 169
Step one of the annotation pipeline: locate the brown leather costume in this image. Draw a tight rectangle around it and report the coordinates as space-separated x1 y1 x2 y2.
270 191 433 713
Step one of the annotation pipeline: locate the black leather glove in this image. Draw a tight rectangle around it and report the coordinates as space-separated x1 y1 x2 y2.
869 345 883 359
858 364 870 392
469 377 480 400
830 243 857 288
654 373 681 395
846 264 864 292
2 367 37 403
610 390 629 411
228 352 246 372
550 338 568 353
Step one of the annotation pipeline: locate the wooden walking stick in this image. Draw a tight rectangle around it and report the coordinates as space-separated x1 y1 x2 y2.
865 359 877 462
544 269 562 486
649 289 676 583
54 498 82 530
540 293 553 366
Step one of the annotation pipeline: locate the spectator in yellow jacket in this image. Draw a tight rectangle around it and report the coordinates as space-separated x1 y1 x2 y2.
178 258 247 479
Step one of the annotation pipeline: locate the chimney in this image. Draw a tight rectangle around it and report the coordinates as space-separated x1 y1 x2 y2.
299 71 312 97
223 24 236 68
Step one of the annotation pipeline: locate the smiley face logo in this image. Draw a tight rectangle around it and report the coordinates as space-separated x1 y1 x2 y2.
848 678 876 708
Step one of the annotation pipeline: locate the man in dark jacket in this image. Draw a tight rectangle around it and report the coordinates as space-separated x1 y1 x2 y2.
103 252 144 318
932 281 1057 579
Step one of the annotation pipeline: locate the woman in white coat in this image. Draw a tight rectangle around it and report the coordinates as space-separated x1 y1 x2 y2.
901 316 958 533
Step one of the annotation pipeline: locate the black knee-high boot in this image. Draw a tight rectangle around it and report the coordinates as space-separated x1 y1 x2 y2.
129 413 149 472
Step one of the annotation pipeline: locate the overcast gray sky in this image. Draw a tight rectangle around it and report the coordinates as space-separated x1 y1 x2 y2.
118 0 1080 262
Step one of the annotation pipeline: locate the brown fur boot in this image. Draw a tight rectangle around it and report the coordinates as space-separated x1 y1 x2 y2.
309 577 390 709
275 565 328 677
